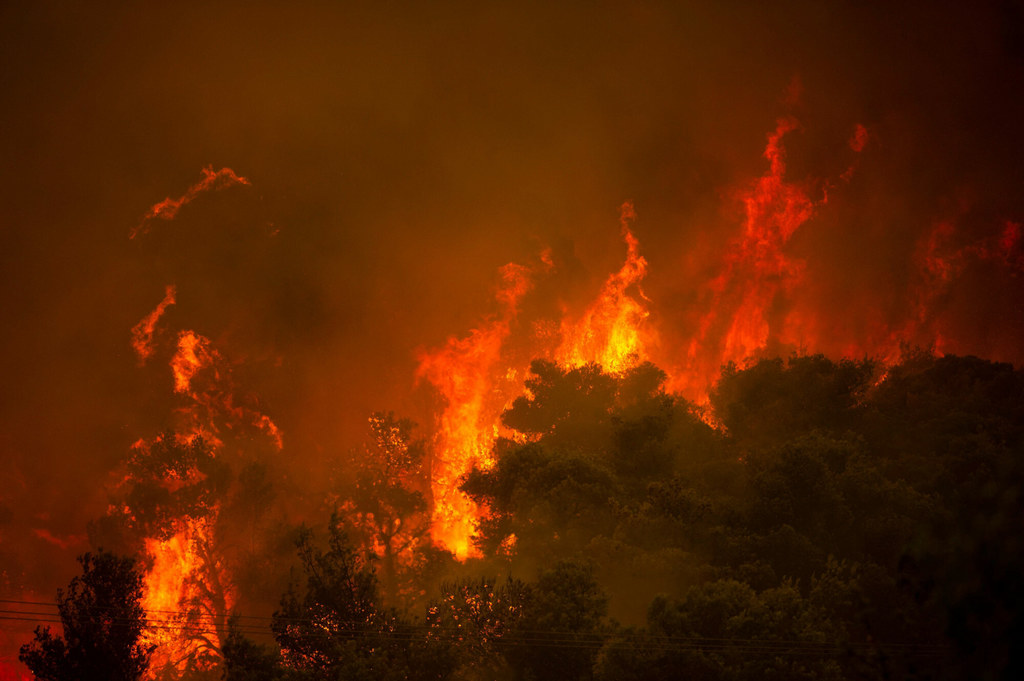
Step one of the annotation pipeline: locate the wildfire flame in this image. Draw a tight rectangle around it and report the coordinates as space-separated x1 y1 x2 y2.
122 172 282 677
556 201 655 373
668 117 819 399
112 118 1024 680
140 518 231 675
897 217 1024 358
171 331 219 395
131 166 250 239
417 206 657 557
131 285 176 364
415 264 533 558
128 317 281 676
414 113 1023 558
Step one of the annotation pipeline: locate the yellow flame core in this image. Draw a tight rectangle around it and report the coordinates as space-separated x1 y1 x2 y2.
556 203 653 373
418 208 655 558
171 331 216 394
416 265 532 558
141 519 230 676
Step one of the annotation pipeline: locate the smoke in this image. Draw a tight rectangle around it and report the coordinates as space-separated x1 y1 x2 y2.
1 0 1022 672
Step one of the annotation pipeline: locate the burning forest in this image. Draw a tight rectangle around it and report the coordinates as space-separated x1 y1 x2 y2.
2 2 1024 680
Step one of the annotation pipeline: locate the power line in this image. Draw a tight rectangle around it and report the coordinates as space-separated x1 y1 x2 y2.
0 612 948 659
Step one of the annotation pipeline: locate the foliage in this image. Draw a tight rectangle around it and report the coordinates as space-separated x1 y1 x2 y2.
270 521 382 674
502 561 608 681
425 560 607 681
332 412 444 609
221 621 284 681
465 352 1024 679
597 579 847 681
464 360 721 566
710 355 876 447
19 551 153 681
270 520 455 681
502 360 620 453
426 576 529 678
123 435 231 540
39 351 1023 680
85 434 297 677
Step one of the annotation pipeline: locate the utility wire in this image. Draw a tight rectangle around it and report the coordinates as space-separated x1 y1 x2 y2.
0 609 948 659
0 599 948 650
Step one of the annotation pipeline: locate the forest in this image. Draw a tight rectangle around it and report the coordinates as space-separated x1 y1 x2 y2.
4 2 1023 680
18 350 1024 681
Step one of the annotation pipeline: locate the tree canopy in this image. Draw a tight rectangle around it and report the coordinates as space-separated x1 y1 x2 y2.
22 351 1024 680
19 551 153 681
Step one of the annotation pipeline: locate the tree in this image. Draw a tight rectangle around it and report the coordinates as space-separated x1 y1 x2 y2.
271 521 381 675
122 435 230 541
337 412 435 607
710 355 876 448
220 621 284 681
466 361 686 559
19 551 153 681
89 434 288 676
106 435 233 676
425 575 528 679
597 580 847 681
462 440 620 558
270 520 454 681
501 360 618 453
425 562 607 681
503 561 607 681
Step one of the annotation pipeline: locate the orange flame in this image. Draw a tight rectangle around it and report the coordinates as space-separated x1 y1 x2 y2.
663 118 820 400
171 330 219 395
417 211 660 557
416 264 533 558
849 123 870 153
142 530 197 663
132 166 250 239
164 329 283 448
131 285 176 364
412 115 895 554
141 518 232 676
413 112 1024 559
887 216 1024 359
556 202 655 372
120 166 286 678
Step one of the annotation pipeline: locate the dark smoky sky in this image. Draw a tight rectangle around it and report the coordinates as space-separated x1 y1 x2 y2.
1 0 1022 586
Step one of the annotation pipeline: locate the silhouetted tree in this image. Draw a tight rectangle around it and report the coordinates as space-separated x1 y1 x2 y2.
271 520 454 681
336 412 436 607
124 435 230 540
220 621 284 681
19 551 153 681
425 562 606 681
501 359 629 453
271 521 380 675
426 575 529 678
711 355 876 448
503 561 607 681
89 435 290 676
597 579 848 681
218 351 1024 681
463 439 620 558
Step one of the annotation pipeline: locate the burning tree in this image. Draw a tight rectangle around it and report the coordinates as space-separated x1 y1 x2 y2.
332 412 449 609
91 435 233 678
114 176 289 679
